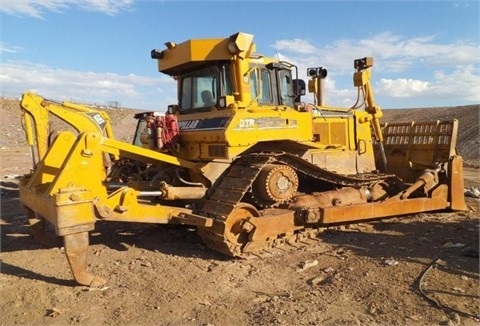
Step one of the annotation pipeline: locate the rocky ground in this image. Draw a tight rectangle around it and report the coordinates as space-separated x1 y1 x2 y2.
1 97 479 325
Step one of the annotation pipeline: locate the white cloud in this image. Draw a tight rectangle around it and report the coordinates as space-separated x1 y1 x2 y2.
377 78 430 98
430 65 480 101
1 61 176 109
1 31 478 109
0 0 134 18
272 32 479 107
274 38 317 55
0 42 23 54
377 65 480 101
75 0 134 15
274 32 479 73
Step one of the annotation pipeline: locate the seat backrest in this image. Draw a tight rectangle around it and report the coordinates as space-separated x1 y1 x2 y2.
201 90 215 106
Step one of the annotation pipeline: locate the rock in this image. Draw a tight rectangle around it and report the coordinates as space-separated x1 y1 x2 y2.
297 260 318 272
442 242 465 248
46 308 62 317
309 275 327 285
383 259 399 266
323 267 335 273
465 187 480 198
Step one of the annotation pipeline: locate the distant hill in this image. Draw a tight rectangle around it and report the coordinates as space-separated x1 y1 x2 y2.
1 98 478 164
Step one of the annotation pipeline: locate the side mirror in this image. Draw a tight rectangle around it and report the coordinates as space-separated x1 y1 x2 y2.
293 79 306 102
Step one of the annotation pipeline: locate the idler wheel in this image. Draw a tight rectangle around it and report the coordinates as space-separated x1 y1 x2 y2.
251 164 298 206
224 203 260 246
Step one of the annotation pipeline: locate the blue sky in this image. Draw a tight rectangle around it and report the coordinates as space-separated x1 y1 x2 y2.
1 0 479 110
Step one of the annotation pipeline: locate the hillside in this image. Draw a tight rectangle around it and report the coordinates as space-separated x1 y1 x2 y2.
1 97 478 163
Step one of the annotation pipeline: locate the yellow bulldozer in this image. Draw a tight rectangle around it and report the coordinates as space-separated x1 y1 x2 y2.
19 32 466 287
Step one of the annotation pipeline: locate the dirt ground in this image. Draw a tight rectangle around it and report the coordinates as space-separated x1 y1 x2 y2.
1 98 479 325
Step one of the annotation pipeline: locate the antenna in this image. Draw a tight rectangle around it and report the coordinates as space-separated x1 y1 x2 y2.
275 49 280 61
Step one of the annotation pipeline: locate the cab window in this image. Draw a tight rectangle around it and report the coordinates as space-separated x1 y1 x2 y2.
249 67 273 104
180 66 218 112
279 70 294 106
179 64 233 113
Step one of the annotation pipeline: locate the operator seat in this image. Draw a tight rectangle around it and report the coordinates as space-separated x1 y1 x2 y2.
201 90 216 107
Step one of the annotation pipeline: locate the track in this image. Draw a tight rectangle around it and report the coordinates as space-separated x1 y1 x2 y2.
196 152 393 257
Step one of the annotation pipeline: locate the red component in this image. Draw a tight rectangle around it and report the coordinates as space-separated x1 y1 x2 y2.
155 114 179 150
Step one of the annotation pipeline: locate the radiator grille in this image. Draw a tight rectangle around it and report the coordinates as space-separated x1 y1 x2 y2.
208 144 227 158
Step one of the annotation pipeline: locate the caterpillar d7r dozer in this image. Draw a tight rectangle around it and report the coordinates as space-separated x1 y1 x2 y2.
19 32 466 287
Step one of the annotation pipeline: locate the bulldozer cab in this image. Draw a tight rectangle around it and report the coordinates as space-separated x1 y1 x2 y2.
151 33 300 114
174 61 298 112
